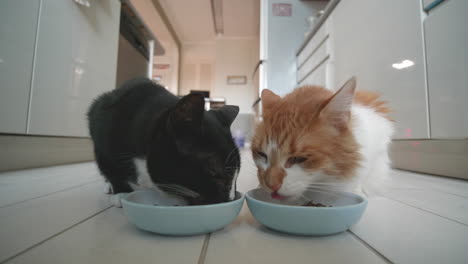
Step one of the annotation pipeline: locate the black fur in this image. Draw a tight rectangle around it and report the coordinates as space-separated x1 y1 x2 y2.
87 77 240 204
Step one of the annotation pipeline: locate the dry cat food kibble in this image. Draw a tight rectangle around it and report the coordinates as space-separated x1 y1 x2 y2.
302 201 332 207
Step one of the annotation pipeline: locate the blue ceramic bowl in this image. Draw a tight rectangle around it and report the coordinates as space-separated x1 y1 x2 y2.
122 189 244 236
246 188 367 236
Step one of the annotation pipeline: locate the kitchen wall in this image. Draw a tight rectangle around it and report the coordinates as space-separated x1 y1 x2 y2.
180 37 259 114
180 42 216 95
212 37 259 114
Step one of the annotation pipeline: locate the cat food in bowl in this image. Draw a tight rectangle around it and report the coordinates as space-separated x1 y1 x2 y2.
302 201 331 207
122 189 244 236
246 188 367 236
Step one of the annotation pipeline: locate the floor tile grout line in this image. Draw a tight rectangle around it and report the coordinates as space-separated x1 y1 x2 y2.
197 233 211 264
393 169 468 198
0 179 102 209
383 183 468 199
382 195 468 227
0 205 113 264
347 230 394 264
0 167 98 179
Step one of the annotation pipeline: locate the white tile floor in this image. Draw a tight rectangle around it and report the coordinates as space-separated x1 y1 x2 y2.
1 150 468 264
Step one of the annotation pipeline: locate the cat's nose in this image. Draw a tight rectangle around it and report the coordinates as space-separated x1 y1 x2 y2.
266 182 281 192
264 167 285 192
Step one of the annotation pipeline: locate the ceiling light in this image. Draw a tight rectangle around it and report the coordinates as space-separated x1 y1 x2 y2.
211 0 224 35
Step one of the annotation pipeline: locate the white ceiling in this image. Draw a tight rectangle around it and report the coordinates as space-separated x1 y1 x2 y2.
159 0 260 43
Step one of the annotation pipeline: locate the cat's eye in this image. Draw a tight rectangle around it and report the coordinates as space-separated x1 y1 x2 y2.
256 151 268 160
286 156 307 166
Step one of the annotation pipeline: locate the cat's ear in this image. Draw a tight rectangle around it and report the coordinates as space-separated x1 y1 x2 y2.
170 93 205 130
319 77 356 132
213 105 239 127
261 89 281 112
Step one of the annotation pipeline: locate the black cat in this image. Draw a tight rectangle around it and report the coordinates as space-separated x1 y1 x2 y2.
87 77 240 205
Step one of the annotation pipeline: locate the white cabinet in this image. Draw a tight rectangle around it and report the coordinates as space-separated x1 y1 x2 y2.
328 0 429 139
300 60 328 88
424 0 468 138
0 0 40 134
28 0 120 137
297 18 333 89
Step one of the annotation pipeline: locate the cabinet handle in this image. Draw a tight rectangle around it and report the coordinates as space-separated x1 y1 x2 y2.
424 0 447 12
252 60 265 79
73 0 90 7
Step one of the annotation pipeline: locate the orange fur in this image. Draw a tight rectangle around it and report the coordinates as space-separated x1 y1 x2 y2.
252 85 366 191
355 91 393 121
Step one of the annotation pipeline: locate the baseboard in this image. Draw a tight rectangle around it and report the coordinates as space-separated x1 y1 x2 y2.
0 134 94 172
390 139 468 180
3 135 466 179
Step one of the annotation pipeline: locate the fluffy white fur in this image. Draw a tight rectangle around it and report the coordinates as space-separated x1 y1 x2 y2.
229 169 239 200
255 104 393 200
109 158 187 207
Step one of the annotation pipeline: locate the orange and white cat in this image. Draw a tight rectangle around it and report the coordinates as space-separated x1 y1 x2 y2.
251 77 393 200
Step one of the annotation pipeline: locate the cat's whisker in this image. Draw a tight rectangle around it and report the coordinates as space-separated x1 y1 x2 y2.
307 183 349 187
224 147 240 165
225 162 257 174
223 166 241 172
282 181 305 189
161 189 196 198
305 187 342 192
297 190 346 200
156 184 200 198
159 188 199 198
279 182 332 193
287 183 345 191
156 183 198 194
284 180 348 188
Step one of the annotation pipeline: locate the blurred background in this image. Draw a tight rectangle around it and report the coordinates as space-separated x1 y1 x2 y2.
1 0 467 180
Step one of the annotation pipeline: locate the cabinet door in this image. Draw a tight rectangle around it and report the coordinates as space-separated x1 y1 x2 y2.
424 0 468 138
299 60 328 88
28 0 120 137
0 0 40 133
329 0 429 139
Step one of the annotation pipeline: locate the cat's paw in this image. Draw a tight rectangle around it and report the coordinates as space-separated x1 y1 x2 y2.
110 193 127 208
